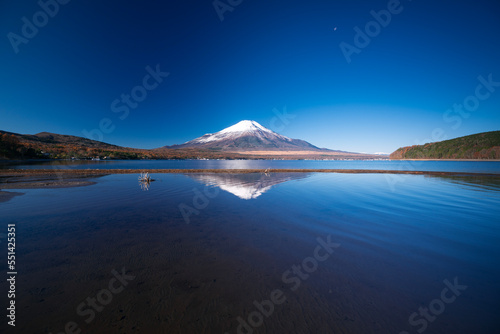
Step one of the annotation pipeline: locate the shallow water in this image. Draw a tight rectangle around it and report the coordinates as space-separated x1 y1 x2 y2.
2 159 500 173
0 172 499 333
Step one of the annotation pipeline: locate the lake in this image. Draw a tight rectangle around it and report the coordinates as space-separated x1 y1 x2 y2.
2 159 500 173
0 162 499 333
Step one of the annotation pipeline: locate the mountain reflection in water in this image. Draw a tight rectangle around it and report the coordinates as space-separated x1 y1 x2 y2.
186 172 311 199
426 174 500 191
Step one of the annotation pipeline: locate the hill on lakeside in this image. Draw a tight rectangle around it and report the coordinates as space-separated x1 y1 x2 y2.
390 131 500 160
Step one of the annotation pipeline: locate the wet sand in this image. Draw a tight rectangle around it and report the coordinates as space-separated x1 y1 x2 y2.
0 174 103 189
0 190 24 203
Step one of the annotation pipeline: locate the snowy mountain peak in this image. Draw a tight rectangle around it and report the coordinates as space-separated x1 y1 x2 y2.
171 119 321 151
219 120 273 134
185 120 290 145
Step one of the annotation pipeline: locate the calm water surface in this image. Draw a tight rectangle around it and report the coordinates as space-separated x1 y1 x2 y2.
0 171 499 333
2 159 500 173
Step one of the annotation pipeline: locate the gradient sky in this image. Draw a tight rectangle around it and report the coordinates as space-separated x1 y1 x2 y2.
1 0 499 153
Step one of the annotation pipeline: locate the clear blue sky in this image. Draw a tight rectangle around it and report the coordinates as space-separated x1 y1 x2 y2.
1 0 499 153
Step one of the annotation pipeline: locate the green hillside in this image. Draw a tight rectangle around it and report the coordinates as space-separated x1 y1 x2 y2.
390 131 500 160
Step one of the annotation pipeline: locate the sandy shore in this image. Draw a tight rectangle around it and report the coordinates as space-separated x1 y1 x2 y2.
0 174 102 203
0 190 24 203
0 173 102 190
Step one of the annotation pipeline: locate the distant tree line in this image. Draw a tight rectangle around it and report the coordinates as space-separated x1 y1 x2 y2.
390 131 500 159
0 134 41 159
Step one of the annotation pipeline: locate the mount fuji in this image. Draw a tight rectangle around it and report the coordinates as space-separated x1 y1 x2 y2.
167 120 324 151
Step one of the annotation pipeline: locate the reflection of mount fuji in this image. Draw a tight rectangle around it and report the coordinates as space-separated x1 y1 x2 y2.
187 173 310 199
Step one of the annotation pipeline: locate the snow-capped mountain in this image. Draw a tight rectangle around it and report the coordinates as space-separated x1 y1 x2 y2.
168 120 321 151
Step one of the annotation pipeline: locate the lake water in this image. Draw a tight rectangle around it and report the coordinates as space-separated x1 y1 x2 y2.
2 159 500 173
1 166 499 333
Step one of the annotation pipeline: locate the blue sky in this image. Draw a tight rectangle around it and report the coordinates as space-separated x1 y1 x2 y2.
1 0 499 153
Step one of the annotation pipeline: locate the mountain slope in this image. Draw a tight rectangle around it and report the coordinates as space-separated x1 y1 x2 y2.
0 130 148 160
390 131 500 159
15 131 122 149
168 120 323 151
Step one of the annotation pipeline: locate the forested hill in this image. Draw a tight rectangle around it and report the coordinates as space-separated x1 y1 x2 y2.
390 131 500 160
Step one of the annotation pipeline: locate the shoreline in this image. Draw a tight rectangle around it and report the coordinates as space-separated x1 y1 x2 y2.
1 158 500 163
1 168 499 177
389 159 500 162
0 173 100 191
